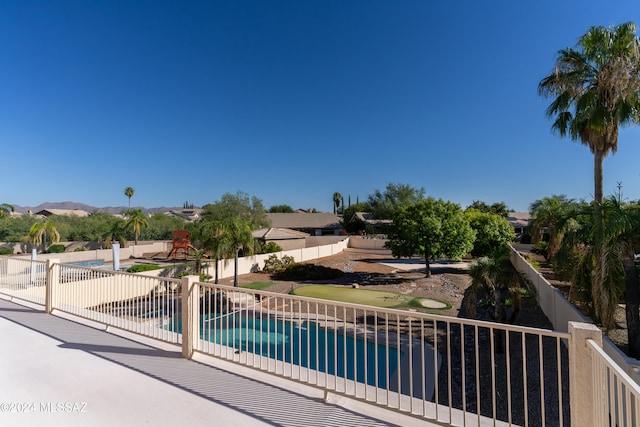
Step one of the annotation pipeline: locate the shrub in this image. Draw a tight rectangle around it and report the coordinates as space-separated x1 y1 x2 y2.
74 247 87 252
0 246 13 255
126 263 163 273
262 254 295 273
273 263 343 281
260 242 282 254
47 244 65 253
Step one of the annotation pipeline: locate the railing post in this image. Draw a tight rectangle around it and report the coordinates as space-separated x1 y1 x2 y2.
568 321 603 427
45 259 59 314
181 275 200 359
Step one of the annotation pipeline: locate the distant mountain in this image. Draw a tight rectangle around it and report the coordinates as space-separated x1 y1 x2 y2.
11 202 184 216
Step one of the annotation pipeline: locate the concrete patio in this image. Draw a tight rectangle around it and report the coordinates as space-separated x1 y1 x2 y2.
0 297 427 427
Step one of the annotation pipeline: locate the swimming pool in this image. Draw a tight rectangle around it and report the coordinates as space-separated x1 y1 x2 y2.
169 312 402 388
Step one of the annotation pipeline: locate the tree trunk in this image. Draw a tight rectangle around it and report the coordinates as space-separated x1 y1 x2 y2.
214 255 219 284
493 285 507 353
424 253 431 278
592 150 606 325
624 260 640 358
594 150 604 206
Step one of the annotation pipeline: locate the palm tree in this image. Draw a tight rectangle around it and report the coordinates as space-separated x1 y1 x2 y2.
539 23 640 210
222 217 254 287
195 219 227 284
539 23 640 341
124 187 135 211
528 195 575 260
0 203 14 218
102 219 127 249
28 220 60 252
124 209 148 245
466 246 529 352
333 192 342 214
551 197 640 355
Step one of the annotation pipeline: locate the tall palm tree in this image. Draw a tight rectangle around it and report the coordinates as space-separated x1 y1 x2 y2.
539 22 640 210
0 203 14 218
222 217 254 287
28 220 60 252
332 192 342 214
124 209 148 245
124 187 135 211
539 22 640 332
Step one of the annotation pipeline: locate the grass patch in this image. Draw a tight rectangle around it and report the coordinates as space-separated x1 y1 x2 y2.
291 285 450 309
241 282 275 290
126 263 163 273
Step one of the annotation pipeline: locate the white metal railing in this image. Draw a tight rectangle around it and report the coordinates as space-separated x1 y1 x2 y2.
52 263 182 343
11 257 634 426
0 258 182 343
589 339 640 427
0 256 48 305
189 281 570 426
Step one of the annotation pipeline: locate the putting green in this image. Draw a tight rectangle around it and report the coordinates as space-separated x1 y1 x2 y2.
292 285 449 309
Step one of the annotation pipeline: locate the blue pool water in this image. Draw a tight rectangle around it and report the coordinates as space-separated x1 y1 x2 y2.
169 313 402 388
69 259 105 268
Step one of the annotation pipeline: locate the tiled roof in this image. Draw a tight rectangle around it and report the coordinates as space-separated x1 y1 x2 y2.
252 227 309 240
350 212 393 226
508 212 530 227
266 213 341 229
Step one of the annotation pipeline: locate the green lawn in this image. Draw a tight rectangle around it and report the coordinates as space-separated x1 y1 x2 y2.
241 281 276 290
291 285 450 309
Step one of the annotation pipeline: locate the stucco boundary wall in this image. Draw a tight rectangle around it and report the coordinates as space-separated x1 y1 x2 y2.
205 237 350 280
510 246 640 384
11 241 171 264
347 236 389 250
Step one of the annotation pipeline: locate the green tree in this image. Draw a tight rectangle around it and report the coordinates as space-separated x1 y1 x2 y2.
467 201 510 218
528 195 575 260
102 219 127 248
552 197 640 356
333 192 342 214
367 183 426 219
465 209 515 257
386 198 475 277
201 191 269 230
140 214 186 240
268 204 295 213
124 209 149 245
0 203 14 218
28 220 60 252
341 202 372 234
221 217 255 287
191 219 227 284
539 22 640 327
124 187 135 211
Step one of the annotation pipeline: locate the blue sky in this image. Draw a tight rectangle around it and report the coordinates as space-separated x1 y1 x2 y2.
2 1 640 213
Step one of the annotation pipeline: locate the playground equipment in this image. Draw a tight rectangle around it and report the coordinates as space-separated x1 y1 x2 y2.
169 230 190 259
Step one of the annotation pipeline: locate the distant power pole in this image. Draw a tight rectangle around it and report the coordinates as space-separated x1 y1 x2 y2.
617 181 623 203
